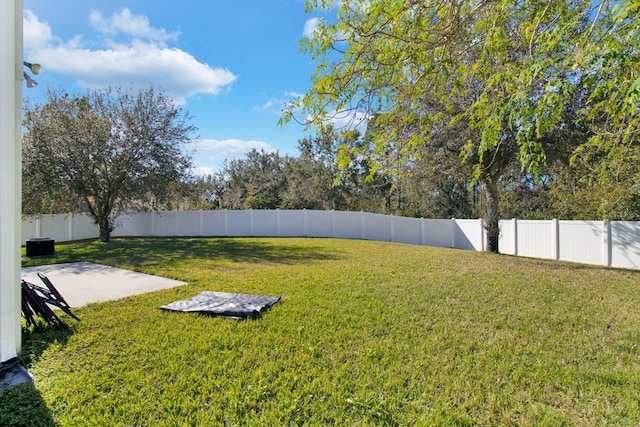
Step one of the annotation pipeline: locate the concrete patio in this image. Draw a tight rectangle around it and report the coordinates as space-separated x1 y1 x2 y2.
21 262 187 308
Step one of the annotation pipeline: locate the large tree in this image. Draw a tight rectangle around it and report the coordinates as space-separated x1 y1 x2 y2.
285 0 637 251
23 86 195 241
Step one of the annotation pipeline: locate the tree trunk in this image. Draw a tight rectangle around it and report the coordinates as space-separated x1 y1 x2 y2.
98 217 111 242
95 199 114 242
483 180 500 253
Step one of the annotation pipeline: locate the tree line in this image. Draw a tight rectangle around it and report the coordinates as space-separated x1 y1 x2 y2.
186 124 639 223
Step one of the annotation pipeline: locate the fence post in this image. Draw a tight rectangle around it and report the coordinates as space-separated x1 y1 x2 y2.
360 211 365 239
390 214 395 242
512 218 518 256
552 218 560 260
603 220 612 267
303 209 308 237
224 210 228 236
420 218 425 246
68 213 73 242
331 210 336 238
173 211 178 237
451 218 456 248
479 218 485 251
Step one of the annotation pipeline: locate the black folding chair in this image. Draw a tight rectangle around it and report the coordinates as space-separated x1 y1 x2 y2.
21 280 66 328
36 273 80 321
21 273 80 328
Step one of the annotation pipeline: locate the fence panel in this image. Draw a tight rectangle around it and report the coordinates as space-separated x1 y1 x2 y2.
558 220 604 265
225 210 251 236
514 220 555 259
251 210 278 237
201 210 226 236
22 217 40 243
423 219 455 248
70 214 97 241
610 221 640 269
362 212 391 242
498 220 516 255
174 210 202 237
152 211 177 236
277 210 305 237
113 212 152 237
38 214 73 242
305 210 333 237
455 219 483 251
392 216 422 245
333 211 363 239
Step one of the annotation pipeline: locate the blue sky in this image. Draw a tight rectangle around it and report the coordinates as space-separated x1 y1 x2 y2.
22 0 335 175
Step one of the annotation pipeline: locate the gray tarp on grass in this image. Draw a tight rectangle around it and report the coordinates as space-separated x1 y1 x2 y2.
160 291 280 319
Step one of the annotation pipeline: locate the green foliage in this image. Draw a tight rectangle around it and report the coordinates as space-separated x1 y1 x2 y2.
281 128 347 210
208 130 399 214
294 0 591 173
212 149 288 209
498 173 553 220
581 1 640 149
285 0 640 244
9 237 640 425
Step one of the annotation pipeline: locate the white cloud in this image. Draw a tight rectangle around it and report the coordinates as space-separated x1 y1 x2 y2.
195 138 276 158
308 109 370 133
256 98 277 111
23 10 55 50
23 9 236 105
193 166 215 176
89 8 179 43
303 17 321 38
285 91 304 100
192 138 277 175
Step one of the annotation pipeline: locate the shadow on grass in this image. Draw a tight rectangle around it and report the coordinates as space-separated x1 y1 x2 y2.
19 321 75 368
27 237 344 268
0 381 56 427
0 323 75 427
503 252 640 274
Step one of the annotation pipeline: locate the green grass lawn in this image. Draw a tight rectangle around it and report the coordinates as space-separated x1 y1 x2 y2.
2 237 640 426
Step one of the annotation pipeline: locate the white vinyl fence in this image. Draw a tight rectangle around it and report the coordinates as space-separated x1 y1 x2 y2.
498 218 640 270
21 210 640 270
22 210 484 250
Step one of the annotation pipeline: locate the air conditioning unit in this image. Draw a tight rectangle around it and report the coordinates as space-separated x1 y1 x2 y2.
26 238 55 257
